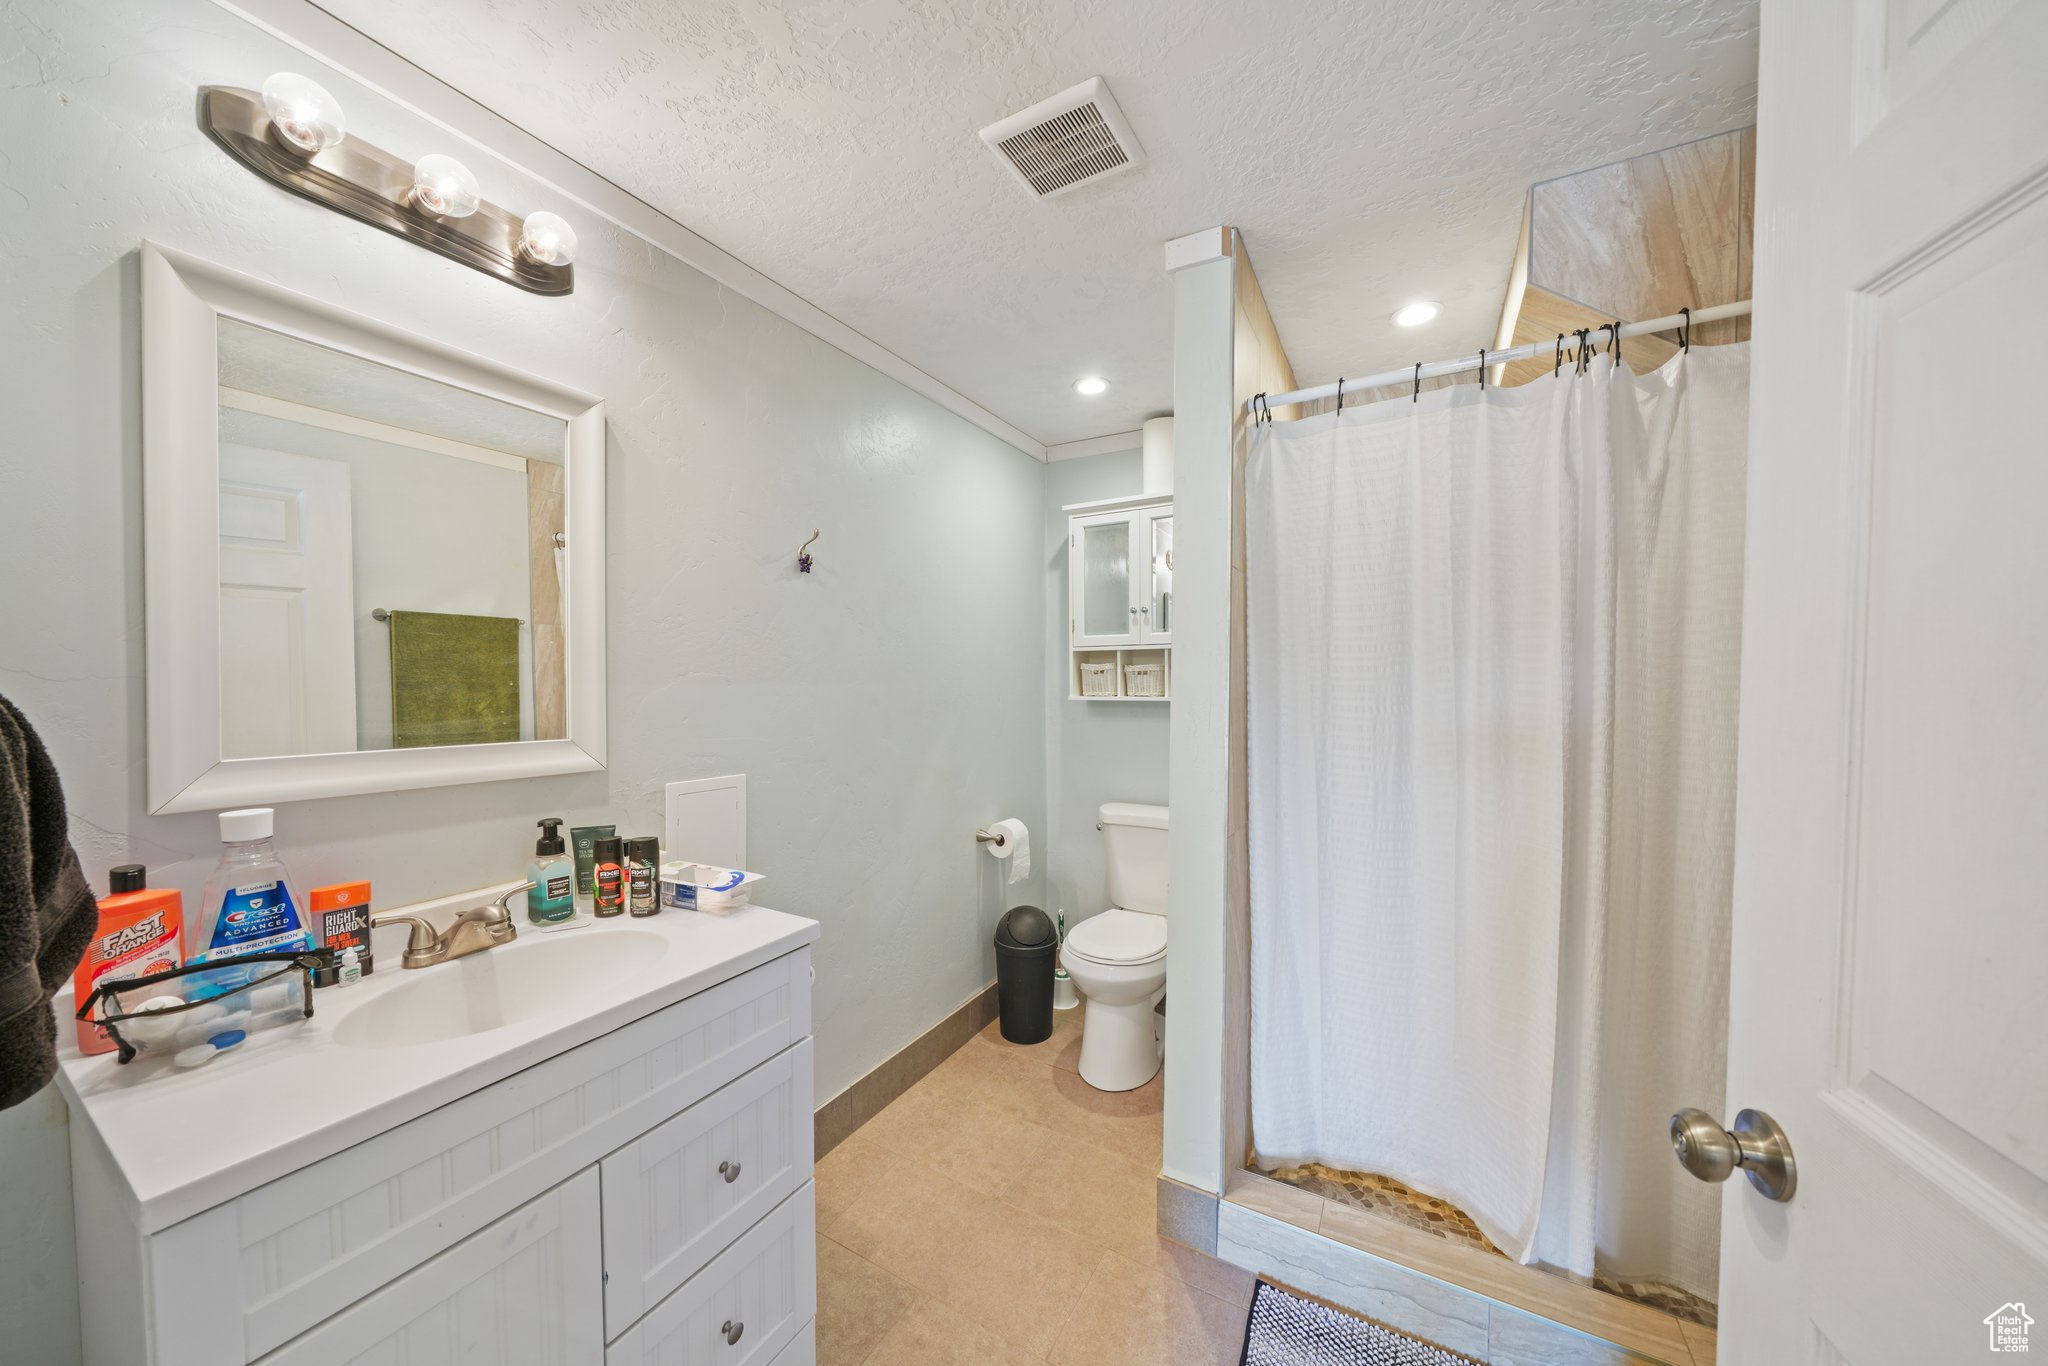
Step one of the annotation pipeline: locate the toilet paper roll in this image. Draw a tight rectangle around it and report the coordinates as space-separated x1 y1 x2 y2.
984 817 1031 884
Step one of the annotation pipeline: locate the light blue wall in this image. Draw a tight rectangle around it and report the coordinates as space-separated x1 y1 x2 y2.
1042 451 1172 934
0 3 1045 1359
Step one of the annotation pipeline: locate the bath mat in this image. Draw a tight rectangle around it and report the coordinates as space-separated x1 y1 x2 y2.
1239 1277 1488 1366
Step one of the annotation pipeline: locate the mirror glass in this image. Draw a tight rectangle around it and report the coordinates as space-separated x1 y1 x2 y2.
215 318 568 759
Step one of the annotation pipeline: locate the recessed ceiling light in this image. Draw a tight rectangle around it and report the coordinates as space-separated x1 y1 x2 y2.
1074 376 1109 396
1392 301 1441 328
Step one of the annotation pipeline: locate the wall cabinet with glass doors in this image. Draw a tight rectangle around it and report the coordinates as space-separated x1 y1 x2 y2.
1066 493 1172 700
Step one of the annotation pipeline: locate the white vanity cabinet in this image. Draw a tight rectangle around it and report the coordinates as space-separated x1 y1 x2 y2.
64 929 819 1366
1066 493 1172 699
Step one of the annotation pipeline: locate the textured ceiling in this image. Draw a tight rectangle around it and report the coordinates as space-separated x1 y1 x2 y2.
313 0 1757 447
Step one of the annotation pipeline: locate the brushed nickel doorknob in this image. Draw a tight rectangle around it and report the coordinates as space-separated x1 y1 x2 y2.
1670 1107 1797 1201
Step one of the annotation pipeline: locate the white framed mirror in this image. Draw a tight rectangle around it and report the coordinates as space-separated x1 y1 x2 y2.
142 242 606 813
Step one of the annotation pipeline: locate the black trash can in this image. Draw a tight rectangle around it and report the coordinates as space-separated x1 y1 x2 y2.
994 905 1057 1044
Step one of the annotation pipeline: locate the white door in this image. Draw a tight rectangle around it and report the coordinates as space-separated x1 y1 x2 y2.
1717 2 2048 1361
1070 510 1140 646
217 444 358 758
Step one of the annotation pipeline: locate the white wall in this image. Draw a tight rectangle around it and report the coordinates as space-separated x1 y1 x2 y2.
222 409 539 747
1161 248 1239 1195
0 3 1045 1359
1042 450 1171 931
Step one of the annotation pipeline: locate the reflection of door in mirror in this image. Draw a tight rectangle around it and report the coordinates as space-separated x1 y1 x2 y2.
215 318 569 760
218 448 358 759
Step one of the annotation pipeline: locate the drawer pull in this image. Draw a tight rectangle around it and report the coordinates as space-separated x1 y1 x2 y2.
719 1159 743 1183
722 1318 745 1346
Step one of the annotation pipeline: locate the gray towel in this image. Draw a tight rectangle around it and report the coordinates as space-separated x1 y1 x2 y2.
0 693 97 1109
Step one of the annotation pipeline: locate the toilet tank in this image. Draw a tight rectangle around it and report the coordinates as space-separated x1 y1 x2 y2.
1100 802 1169 914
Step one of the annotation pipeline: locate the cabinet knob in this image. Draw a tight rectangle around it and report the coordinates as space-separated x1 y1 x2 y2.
719 1159 742 1183
722 1318 745 1346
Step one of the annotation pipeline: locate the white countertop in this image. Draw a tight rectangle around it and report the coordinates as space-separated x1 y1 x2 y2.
55 883 819 1233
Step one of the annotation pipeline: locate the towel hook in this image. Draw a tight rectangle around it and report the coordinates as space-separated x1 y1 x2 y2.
796 529 819 574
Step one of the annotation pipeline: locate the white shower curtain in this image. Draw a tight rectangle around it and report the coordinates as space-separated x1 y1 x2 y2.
1245 344 1749 1302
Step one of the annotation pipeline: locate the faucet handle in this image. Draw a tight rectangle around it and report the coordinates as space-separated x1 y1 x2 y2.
370 911 443 969
489 882 538 920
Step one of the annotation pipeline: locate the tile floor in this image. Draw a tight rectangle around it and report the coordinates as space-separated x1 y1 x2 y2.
814 1007 1256 1365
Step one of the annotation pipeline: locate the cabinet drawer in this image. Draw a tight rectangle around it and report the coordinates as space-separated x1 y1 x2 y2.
603 1039 814 1335
606 1182 816 1366
257 1168 602 1366
173 950 810 1362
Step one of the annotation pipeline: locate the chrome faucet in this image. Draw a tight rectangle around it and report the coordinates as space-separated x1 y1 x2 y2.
372 882 530 969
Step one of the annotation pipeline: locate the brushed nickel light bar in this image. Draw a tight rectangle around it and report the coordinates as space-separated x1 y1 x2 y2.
197 75 578 297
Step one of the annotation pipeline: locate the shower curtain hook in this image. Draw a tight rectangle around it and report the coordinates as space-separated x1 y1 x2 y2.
1336 377 1344 413
1412 362 1422 403
1574 328 1593 376
1555 333 1565 377
1608 319 1622 365
1679 306 1693 352
1478 349 1487 390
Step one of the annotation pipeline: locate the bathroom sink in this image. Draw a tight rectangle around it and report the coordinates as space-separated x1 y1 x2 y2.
333 929 670 1048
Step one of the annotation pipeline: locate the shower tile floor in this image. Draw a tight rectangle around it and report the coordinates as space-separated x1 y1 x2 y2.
1258 1160 1719 1330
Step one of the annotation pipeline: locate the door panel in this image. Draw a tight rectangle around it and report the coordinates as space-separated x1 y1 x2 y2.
1723 0 2048 1359
258 1169 603 1366
601 1042 812 1335
217 445 357 759
605 1184 815 1366
1072 512 1138 646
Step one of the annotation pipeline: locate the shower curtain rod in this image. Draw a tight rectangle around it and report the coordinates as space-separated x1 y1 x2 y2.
1245 299 1753 413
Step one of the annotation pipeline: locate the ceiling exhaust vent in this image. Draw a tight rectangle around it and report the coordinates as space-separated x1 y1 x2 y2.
980 77 1145 200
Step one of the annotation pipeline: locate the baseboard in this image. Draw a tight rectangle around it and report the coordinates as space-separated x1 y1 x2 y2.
813 981 1000 1158
1157 1174 1222 1254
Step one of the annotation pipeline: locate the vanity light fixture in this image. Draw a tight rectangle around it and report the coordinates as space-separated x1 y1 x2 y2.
1392 301 1441 327
198 78 576 295
409 154 481 218
260 73 346 154
518 211 579 266
1074 375 1109 396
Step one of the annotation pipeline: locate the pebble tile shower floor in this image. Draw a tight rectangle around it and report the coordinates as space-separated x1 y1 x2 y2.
812 1008 1254 1365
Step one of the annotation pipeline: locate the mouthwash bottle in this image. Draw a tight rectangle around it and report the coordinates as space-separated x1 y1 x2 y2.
191 807 311 965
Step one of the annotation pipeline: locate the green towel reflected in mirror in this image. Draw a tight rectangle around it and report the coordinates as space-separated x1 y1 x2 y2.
387 610 522 748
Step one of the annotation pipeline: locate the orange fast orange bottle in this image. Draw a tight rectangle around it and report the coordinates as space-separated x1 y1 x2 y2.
73 864 183 1054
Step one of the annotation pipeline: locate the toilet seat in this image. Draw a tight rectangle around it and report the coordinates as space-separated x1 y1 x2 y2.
1064 908 1166 966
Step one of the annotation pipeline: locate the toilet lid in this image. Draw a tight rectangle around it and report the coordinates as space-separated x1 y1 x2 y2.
1065 909 1166 965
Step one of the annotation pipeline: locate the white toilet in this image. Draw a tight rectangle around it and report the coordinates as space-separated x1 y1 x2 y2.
1062 802 1169 1092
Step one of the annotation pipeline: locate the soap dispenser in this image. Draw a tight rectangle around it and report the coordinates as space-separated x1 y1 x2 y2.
527 818 575 925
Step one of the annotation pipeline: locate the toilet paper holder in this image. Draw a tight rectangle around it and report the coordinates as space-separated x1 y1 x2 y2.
974 827 1009 848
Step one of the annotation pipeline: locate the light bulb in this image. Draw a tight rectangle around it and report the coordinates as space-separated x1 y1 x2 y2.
410 154 480 218
1392 301 1441 328
518 211 578 266
260 72 346 154
1074 376 1109 396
